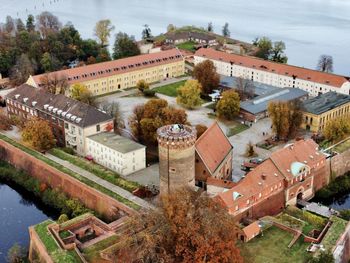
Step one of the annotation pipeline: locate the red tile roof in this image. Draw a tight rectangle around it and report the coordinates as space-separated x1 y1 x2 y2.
243 221 261 239
195 48 349 88
270 139 325 181
31 49 183 86
195 122 233 174
217 159 284 211
206 177 237 189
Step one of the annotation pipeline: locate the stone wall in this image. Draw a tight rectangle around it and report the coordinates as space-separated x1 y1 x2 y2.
0 139 135 219
333 222 350 263
330 148 350 178
28 226 54 263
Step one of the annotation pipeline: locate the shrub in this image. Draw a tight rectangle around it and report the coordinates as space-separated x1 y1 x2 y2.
7 243 27 263
143 89 155 97
58 214 69 224
62 147 75 155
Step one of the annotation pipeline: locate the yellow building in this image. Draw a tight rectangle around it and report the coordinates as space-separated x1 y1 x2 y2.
27 49 185 96
301 92 350 133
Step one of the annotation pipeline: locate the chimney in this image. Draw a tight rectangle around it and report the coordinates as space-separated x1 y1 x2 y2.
261 173 267 180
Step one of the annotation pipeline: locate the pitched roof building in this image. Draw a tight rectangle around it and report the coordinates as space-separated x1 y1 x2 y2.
216 139 327 220
195 122 233 186
5 84 113 155
194 48 350 96
27 49 185 96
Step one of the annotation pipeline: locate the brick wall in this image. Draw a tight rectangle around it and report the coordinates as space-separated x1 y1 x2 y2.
330 148 350 178
0 139 135 219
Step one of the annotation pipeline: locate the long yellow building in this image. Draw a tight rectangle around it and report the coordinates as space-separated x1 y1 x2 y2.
27 49 185 96
301 92 350 133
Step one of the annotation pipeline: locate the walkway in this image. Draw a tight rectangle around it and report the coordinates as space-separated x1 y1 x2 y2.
45 153 154 210
297 200 338 218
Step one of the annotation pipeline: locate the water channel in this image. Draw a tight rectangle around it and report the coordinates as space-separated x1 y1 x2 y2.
0 181 58 262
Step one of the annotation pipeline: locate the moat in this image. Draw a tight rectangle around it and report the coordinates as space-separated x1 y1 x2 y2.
0 181 59 262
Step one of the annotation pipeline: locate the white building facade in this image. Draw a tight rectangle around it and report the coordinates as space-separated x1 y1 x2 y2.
194 48 350 97
86 132 146 176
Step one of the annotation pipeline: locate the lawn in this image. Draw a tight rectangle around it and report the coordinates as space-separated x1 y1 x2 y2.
0 134 140 210
239 226 310 263
321 216 348 251
49 148 140 192
153 80 187 97
176 41 196 52
82 234 120 262
333 138 350 153
226 123 249 137
35 220 82 263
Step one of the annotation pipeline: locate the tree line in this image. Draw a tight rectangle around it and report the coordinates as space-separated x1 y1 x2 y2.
0 12 142 85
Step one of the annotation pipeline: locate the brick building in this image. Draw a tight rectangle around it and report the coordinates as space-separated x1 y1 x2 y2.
195 122 233 188
6 84 113 155
216 139 327 221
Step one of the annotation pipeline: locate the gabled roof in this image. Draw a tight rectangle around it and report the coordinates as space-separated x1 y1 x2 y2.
6 84 113 128
195 48 350 88
270 139 325 181
243 221 261 238
195 122 233 174
31 49 183 86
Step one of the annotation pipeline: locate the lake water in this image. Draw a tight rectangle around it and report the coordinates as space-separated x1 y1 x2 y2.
0 0 349 75
0 181 58 262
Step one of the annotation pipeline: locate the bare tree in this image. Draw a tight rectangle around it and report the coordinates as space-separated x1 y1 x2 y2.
36 12 62 38
10 54 36 85
39 73 68 94
317 55 333 73
235 77 255 100
99 102 124 133
94 19 115 46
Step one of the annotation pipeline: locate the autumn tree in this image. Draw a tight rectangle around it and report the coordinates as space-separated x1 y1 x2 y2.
117 188 243 263
0 112 13 131
113 32 140 59
195 124 208 139
317 55 333 73
245 141 256 157
323 117 350 143
167 24 176 32
192 60 220 95
216 90 240 120
40 73 68 95
94 19 115 46
267 100 303 140
22 117 56 151
129 99 188 144
7 243 27 263
176 79 202 109
70 83 96 106
136 79 150 92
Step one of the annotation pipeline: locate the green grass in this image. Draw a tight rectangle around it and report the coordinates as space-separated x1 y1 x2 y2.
321 216 348 251
59 230 72 239
82 234 120 262
60 213 93 229
239 226 311 263
153 80 187 97
0 134 140 210
49 148 140 192
226 124 249 137
176 41 196 52
35 220 81 263
333 138 350 153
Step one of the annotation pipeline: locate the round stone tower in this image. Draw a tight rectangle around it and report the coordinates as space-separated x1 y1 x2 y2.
157 124 197 195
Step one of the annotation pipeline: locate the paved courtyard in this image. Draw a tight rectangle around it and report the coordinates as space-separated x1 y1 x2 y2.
229 118 273 181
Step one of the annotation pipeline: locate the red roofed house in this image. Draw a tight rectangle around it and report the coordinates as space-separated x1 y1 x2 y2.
216 139 327 222
194 48 350 96
195 122 233 188
241 221 261 242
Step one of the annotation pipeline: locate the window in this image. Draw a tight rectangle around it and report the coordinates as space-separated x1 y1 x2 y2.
96 124 100 132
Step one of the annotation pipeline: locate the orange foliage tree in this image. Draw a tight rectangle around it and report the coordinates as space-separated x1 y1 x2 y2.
129 99 188 145
117 189 243 263
22 117 56 151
